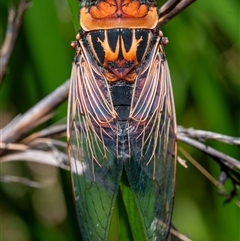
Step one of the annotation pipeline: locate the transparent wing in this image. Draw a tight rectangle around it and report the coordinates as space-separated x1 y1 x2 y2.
67 47 123 241
125 39 177 241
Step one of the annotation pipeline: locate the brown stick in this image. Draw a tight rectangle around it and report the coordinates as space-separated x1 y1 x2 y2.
0 0 29 83
1 80 69 144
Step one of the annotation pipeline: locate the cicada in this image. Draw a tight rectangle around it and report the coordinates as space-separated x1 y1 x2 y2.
67 0 195 240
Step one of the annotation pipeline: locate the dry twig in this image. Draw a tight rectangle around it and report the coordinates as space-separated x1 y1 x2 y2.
0 0 29 83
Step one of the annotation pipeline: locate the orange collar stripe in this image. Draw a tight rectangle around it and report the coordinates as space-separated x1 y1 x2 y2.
80 7 159 31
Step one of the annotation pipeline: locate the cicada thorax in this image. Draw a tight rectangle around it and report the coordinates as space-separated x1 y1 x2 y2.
83 29 155 82
79 0 159 83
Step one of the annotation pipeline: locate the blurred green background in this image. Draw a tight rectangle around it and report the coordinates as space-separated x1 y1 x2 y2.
0 0 239 241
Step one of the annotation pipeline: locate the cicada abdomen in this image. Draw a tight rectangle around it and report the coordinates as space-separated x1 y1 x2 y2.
67 0 177 240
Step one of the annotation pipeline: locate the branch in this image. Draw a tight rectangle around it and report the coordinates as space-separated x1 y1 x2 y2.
1 80 69 144
159 0 196 25
177 127 240 202
0 0 29 83
177 131 240 170
0 175 43 188
0 136 86 175
178 126 240 146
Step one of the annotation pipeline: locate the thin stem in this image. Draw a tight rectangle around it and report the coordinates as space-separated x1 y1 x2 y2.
177 134 240 169
1 80 69 144
0 0 29 83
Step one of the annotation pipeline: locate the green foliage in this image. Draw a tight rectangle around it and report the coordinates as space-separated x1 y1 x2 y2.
0 0 239 241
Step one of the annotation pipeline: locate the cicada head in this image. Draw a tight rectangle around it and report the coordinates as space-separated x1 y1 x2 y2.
79 0 159 31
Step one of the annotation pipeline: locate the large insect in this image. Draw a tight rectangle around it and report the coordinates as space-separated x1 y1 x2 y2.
67 0 195 240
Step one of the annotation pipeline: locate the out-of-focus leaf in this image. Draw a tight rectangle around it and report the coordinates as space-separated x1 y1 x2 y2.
66 0 80 31
120 172 146 241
